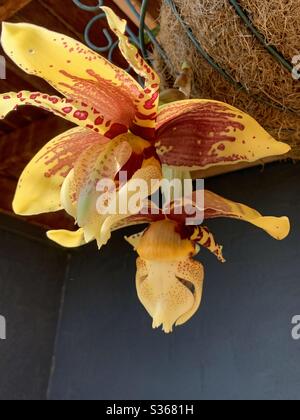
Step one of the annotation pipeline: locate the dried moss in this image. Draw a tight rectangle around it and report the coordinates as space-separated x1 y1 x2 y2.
155 0 300 158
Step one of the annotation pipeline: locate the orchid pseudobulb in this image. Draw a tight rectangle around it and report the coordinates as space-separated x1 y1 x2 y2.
0 7 291 333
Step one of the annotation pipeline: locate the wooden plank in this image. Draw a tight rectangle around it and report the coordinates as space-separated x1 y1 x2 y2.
0 0 33 20
38 0 135 39
114 0 157 29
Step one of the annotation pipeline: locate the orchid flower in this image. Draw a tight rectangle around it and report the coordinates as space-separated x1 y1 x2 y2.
0 8 291 332
119 190 290 333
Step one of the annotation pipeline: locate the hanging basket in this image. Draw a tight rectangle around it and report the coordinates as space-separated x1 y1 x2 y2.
154 0 300 159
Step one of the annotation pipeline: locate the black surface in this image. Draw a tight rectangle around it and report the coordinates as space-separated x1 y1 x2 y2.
0 216 68 400
47 162 300 400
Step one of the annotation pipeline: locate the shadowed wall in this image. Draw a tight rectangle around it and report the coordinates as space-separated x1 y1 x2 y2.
0 216 67 400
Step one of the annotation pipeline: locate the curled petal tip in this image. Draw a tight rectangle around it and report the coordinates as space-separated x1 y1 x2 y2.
1 22 30 55
1 21 16 37
47 229 86 248
12 198 25 216
275 216 291 240
12 188 40 216
252 216 291 240
285 144 292 153
271 141 291 158
101 6 127 35
152 315 173 334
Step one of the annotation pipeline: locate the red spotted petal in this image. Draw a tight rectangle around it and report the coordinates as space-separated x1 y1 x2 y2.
110 201 165 232
102 7 160 141
74 138 133 229
1 22 152 138
12 127 107 216
0 91 122 135
168 190 290 241
156 100 290 170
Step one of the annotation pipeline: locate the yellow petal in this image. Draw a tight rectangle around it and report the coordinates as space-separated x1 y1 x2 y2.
105 200 163 234
204 190 290 240
191 226 225 262
99 161 162 248
136 257 204 333
13 127 103 216
125 231 145 250
156 100 291 170
134 220 195 261
1 22 147 137
74 137 133 244
75 139 132 226
47 229 86 248
175 259 204 328
0 91 106 131
102 6 160 139
60 169 77 218
69 132 162 249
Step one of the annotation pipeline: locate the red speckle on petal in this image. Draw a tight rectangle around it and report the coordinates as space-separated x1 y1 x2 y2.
136 112 157 121
49 97 59 104
39 129 102 178
62 107 73 114
156 102 247 167
203 238 212 248
105 123 128 139
144 92 159 110
95 116 104 126
74 110 89 121
30 93 40 100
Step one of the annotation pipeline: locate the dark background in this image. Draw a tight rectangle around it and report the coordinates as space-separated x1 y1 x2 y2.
1 162 300 400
